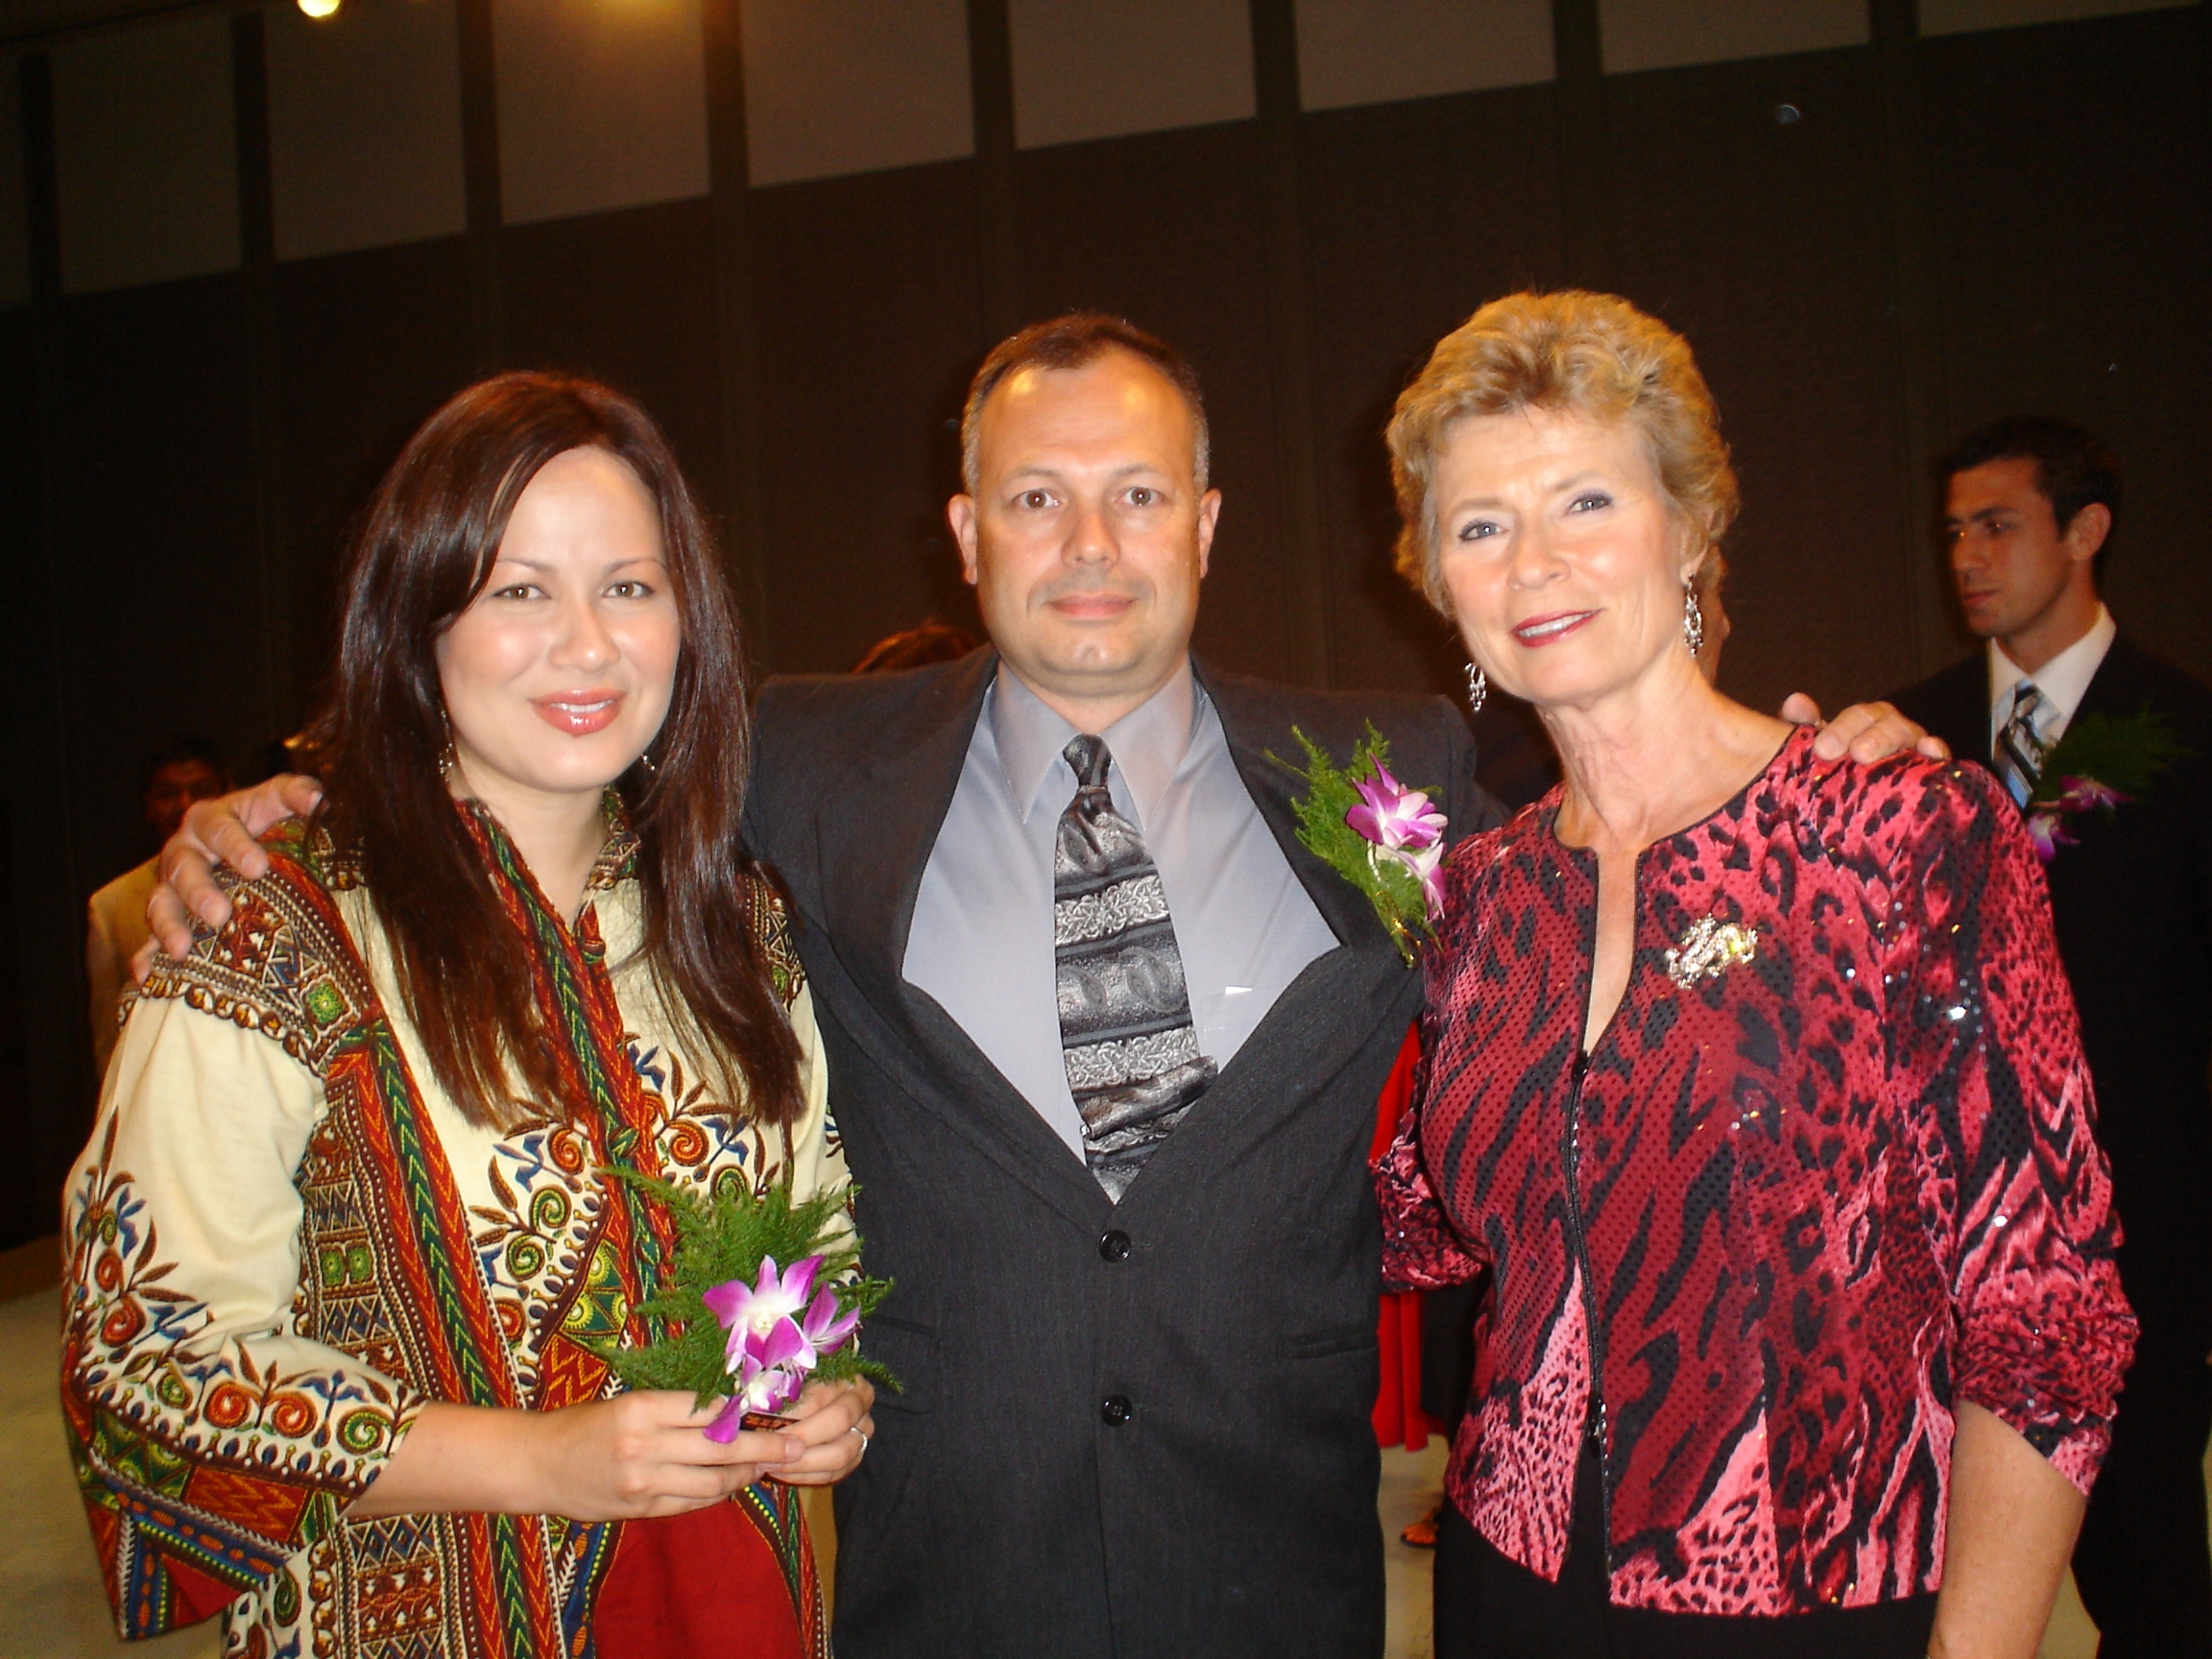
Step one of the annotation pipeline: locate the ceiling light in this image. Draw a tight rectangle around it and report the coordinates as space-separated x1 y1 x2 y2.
298 0 341 17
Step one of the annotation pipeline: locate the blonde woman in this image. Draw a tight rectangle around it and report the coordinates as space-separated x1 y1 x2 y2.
1376 293 2133 1659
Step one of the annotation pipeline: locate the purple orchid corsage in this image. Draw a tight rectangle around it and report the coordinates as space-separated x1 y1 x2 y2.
700 1254 866 1440
2017 709 2181 865
1347 763 1451 923
2025 776 2126 864
593 1171 895 1437
1275 724 1448 966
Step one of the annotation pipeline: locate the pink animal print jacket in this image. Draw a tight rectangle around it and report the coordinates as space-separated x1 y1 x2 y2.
1377 728 2135 1616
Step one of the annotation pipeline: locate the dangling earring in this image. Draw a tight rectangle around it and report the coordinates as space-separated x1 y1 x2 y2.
1682 581 1706 657
438 709 459 778
1465 662 1487 714
636 745 659 778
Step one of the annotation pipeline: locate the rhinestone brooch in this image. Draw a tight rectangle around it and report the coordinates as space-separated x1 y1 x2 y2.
1665 916 1760 989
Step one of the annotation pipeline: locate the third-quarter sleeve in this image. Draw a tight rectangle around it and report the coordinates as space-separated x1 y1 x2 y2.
1887 763 2136 1491
62 956 425 1636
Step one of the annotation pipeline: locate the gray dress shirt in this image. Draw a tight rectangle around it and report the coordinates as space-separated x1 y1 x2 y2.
902 659 1339 1156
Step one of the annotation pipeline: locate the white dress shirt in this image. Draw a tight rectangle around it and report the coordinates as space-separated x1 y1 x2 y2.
902 659 1338 1156
1986 603 2118 755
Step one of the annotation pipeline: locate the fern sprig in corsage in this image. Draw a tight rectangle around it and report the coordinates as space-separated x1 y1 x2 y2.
590 1171 896 1440
1272 724 1448 966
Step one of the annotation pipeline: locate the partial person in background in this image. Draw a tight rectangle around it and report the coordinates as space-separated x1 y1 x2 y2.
850 618 979 674
1893 417 2212 1659
64 373 871 1656
84 734 228 1076
1378 292 2134 1659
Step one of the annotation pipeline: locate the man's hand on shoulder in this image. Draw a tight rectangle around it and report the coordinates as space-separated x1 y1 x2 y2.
1782 693 1949 765
140 774 325 972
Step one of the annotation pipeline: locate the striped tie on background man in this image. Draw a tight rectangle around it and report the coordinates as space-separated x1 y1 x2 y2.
1995 682 2048 808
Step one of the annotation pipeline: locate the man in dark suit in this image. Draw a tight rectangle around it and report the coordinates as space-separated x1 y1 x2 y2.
1893 417 2212 1658
146 317 1936 1659
741 316 1498 1656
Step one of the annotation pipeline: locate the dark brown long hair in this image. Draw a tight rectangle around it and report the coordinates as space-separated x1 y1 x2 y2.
309 372 803 1132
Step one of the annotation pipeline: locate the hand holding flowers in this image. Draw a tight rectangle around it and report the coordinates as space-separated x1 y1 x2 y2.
594 1172 895 1456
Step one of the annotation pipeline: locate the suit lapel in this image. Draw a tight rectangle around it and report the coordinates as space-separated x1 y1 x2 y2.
812 649 994 1010
2070 633 2150 724
1198 661 1379 951
1106 665 1408 1209
809 650 1110 1219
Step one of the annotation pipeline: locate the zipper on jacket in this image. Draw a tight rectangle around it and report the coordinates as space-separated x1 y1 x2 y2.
1563 843 1623 1582
1562 1044 1611 1576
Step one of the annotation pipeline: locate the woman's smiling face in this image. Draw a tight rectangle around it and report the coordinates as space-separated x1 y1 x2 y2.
1431 405 1698 716
435 445 681 810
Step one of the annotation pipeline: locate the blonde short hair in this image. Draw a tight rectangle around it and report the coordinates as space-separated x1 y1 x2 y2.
1385 291 1740 614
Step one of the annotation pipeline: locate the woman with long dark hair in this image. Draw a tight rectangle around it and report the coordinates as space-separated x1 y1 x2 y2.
61 373 869 1657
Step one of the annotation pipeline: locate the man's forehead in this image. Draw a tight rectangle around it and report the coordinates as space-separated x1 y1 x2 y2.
976 353 1196 472
1947 457 2047 515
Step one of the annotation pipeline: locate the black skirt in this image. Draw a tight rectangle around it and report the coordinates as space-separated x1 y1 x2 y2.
1433 1437 1937 1659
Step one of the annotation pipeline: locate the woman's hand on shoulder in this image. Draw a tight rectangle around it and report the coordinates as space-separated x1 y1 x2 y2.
766 1376 878 1487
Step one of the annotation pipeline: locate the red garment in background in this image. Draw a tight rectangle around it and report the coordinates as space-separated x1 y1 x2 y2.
1370 1022 1433 1451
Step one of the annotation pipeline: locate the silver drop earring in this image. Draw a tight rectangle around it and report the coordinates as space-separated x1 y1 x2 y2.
1465 662 1487 714
1682 582 1706 656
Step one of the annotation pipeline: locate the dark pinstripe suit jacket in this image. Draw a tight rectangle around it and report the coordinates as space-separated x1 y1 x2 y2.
743 648 1499 1659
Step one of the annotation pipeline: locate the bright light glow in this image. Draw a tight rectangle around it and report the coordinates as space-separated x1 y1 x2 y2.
297 0 341 17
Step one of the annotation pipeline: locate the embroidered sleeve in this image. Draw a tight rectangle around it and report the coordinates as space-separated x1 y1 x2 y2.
62 868 424 1637
1886 763 2136 1491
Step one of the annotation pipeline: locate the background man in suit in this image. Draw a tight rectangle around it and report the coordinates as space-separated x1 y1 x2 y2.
150 316 1933 1658
1893 417 2212 1658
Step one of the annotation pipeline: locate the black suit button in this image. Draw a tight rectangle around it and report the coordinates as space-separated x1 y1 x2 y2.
1098 1229 1132 1262
1100 1394 1134 1426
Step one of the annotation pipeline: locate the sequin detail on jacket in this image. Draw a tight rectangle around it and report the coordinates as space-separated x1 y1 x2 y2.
1377 728 2134 1615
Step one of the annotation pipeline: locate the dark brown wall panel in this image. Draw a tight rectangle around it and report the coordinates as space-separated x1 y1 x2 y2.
273 234 476 707
58 276 266 894
503 199 727 549
1921 7 2212 682
1017 122 1290 682
0 312 51 1247
1604 45 1914 720
747 159 983 676
1299 83 1570 701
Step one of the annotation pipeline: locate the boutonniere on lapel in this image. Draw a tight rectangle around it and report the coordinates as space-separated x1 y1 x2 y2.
2023 709 2181 863
589 1172 897 1439
1272 725 1446 966
1665 916 1759 990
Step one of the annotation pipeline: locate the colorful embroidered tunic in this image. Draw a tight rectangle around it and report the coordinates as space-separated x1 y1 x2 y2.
62 808 839 1657
1377 729 2136 1616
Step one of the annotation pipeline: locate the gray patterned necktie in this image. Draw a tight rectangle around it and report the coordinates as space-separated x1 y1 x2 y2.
1995 682 2048 808
1054 734 1216 1201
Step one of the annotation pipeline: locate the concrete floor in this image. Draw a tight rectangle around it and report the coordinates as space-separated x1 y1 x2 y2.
0 1248 2146 1659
